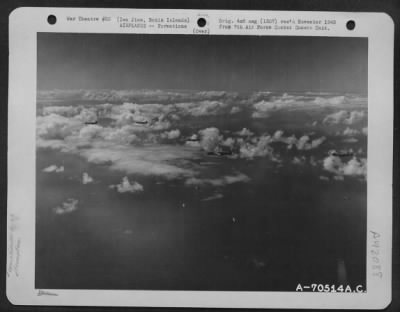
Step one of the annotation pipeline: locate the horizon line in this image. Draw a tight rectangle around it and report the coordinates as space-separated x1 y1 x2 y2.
37 88 368 96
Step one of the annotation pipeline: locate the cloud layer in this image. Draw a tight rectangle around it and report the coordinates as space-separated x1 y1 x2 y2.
37 90 367 190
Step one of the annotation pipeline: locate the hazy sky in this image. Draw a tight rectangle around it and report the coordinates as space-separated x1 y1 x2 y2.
38 33 367 93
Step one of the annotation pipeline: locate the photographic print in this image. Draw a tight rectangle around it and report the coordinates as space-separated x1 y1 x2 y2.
35 33 368 292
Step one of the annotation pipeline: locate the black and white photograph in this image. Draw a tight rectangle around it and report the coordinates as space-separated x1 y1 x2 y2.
6 8 395 309
35 33 368 292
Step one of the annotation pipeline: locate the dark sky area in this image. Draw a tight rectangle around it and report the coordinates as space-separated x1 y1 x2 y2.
37 33 367 93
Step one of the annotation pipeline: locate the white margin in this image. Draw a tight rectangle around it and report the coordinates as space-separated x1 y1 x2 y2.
7 7 394 309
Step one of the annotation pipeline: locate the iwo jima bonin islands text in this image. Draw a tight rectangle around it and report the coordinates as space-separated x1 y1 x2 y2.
118 17 190 29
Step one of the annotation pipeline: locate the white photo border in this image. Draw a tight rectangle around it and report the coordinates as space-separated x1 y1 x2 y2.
7 7 394 309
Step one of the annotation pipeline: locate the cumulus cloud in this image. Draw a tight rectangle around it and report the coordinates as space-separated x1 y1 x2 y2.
221 137 235 148
323 110 366 125
53 198 78 215
38 102 182 151
251 100 284 118
230 106 241 114
263 131 320 152
37 114 81 140
271 131 325 151
346 111 366 124
79 124 145 146
342 127 360 136
110 176 144 193
292 156 306 165
130 103 174 117
151 120 171 131
342 158 367 177
80 144 200 179
42 105 81 117
236 128 254 137
42 165 64 173
323 155 343 174
299 136 326 150
188 134 198 142
201 193 224 201
239 135 273 159
272 131 296 147
107 103 173 131
272 130 284 140
323 155 367 179
76 108 98 123
296 136 310 150
185 172 250 187
323 111 347 124
79 124 104 140
115 111 145 127
175 100 227 117
282 135 298 148
82 172 94 184
161 129 181 140
97 103 113 116
313 96 346 106
101 126 140 144
37 138 69 151
108 103 175 129
224 173 251 184
291 156 319 166
38 111 202 180
199 127 221 152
